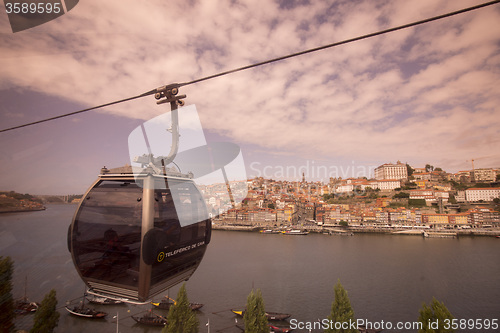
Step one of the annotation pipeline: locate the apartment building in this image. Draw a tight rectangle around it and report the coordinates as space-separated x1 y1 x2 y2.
374 161 408 180
465 188 500 202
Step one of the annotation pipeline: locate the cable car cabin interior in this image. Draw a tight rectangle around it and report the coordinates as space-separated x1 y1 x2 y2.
68 170 211 303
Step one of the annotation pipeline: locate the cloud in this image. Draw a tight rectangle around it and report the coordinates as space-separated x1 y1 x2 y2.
0 0 499 178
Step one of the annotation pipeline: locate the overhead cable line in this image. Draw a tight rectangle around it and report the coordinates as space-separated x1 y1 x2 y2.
1 0 499 133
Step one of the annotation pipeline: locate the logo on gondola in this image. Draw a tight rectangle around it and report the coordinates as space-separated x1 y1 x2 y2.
3 0 80 33
157 252 165 262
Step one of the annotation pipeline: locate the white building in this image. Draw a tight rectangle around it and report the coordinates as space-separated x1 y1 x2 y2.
377 179 401 191
465 188 500 202
374 161 408 181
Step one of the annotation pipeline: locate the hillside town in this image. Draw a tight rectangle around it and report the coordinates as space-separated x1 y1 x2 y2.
0 191 45 213
201 161 500 234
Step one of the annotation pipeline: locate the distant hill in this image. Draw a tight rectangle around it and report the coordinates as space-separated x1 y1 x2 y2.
0 191 45 213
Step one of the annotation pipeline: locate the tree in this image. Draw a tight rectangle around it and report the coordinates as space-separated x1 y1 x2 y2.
325 280 358 333
163 284 198 333
409 199 426 207
418 297 454 333
30 289 59 333
243 289 268 333
393 192 410 199
0 256 14 333
448 194 457 204
406 164 414 177
425 164 434 172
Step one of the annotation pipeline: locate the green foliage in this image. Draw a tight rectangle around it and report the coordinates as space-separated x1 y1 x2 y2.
402 182 418 190
268 203 275 209
449 180 467 191
472 183 492 188
406 164 414 177
339 221 348 227
0 256 14 333
243 289 268 333
325 280 358 333
30 289 59 333
163 284 198 333
418 297 454 333
393 192 410 199
388 202 407 209
448 195 457 204
409 199 426 207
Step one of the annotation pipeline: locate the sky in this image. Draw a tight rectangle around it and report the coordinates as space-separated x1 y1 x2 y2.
0 0 499 194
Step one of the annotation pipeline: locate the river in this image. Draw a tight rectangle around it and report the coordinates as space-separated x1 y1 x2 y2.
1 204 498 332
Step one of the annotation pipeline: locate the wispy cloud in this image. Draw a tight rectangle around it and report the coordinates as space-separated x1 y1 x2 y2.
0 0 499 193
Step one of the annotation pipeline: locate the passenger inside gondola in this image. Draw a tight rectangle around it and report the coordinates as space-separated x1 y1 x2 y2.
101 228 132 266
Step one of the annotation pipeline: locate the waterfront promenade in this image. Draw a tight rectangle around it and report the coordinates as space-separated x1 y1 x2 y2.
212 220 500 237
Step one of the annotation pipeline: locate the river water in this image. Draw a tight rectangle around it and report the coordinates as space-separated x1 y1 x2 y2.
1 204 499 332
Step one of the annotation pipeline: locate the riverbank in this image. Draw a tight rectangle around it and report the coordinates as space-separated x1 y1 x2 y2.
212 222 500 237
0 207 46 214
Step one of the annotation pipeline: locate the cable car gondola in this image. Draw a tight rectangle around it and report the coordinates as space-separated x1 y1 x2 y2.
67 86 222 303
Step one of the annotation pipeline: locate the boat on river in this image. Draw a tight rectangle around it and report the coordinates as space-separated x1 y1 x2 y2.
260 229 280 234
151 298 204 310
65 305 107 319
282 229 309 235
65 294 107 319
232 309 291 321
14 298 39 315
14 276 39 315
86 296 124 305
131 312 167 326
423 231 457 238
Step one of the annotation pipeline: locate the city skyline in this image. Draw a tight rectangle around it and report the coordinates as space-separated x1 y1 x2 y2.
1 0 499 194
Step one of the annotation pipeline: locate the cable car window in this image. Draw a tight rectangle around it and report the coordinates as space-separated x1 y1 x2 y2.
149 178 209 288
167 179 209 227
72 180 142 289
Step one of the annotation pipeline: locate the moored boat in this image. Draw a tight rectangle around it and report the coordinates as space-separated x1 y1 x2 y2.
266 311 292 321
269 324 294 332
282 229 309 235
151 299 204 311
86 296 124 305
232 309 291 321
190 302 204 311
260 229 280 234
65 305 107 319
14 298 39 315
423 231 457 238
14 276 39 315
131 312 167 326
